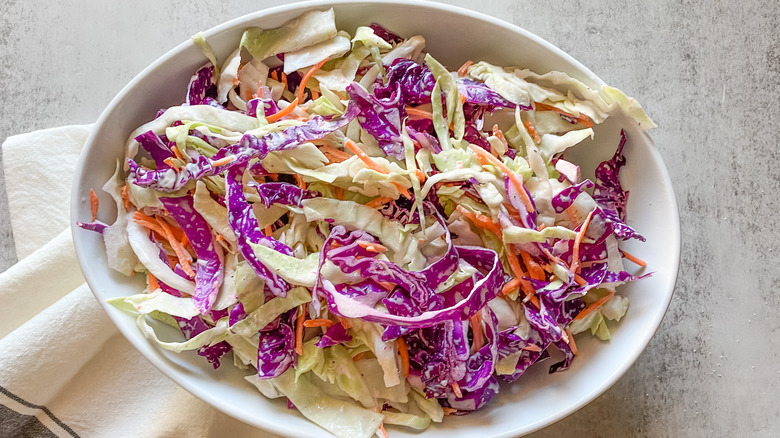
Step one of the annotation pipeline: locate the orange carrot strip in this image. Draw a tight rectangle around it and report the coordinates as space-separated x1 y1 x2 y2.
310 89 320 100
147 272 160 292
501 277 522 295
470 312 484 353
281 72 288 90
163 157 179 172
357 240 388 253
320 145 351 163
352 351 366 362
565 328 578 355
303 319 335 328
378 422 389 438
523 344 542 352
397 337 410 378
415 169 426 182
570 209 595 273
121 185 131 210
265 98 299 123
405 106 434 119
442 407 458 415
377 282 396 291
297 58 328 102
366 196 393 209
505 248 540 307
89 189 99 221
457 60 474 77
295 303 307 355
294 174 307 190
469 144 534 213
456 205 502 237
171 145 184 160
344 139 411 198
521 251 546 281
491 124 509 153
621 250 648 267
451 382 463 398
210 156 235 167
523 120 542 144
574 290 616 321
336 316 351 329
333 186 344 200
534 101 594 128
133 212 166 236
263 224 273 237
156 217 194 277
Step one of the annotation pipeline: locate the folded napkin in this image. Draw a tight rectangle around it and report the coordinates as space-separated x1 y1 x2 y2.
0 127 277 438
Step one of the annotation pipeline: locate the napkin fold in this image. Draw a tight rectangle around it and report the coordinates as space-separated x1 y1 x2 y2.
0 127 275 438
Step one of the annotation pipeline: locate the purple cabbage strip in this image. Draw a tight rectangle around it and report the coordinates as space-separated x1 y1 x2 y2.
551 179 595 213
159 195 224 314
256 323 296 379
369 23 405 44
174 315 232 369
321 245 502 328
444 375 500 412
246 181 319 208
185 64 222 108
504 177 538 230
76 220 108 234
135 131 173 169
225 165 293 298
456 78 527 109
374 59 435 105
346 83 406 160
316 323 353 348
129 104 358 192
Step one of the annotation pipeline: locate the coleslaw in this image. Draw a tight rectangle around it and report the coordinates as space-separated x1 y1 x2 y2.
78 8 654 437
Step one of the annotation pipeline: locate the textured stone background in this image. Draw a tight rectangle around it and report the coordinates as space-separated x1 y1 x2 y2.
1 0 778 436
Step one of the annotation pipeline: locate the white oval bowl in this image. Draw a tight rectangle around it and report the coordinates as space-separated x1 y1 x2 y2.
71 1 680 436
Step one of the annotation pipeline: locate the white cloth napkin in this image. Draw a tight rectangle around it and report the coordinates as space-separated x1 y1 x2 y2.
0 127 278 438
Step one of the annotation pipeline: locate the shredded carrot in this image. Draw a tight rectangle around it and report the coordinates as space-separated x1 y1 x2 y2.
121 185 131 210
303 319 335 328
533 101 594 128
415 169 427 182
155 217 195 277
147 272 160 292
366 196 393 209
456 205 502 237
333 186 344 200
294 174 307 190
357 240 388 253
263 224 273 237
336 315 351 329
180 232 189 250
352 351 366 362
378 422 389 438
457 60 474 77
505 248 540 308
297 58 328 102
565 328 578 355
265 98 299 123
171 145 184 160
574 290 616 321
133 212 166 236
215 234 225 242
295 303 307 355
570 209 595 274
520 251 546 281
405 106 434 119
344 139 411 198
210 156 235 167
451 382 463 398
163 157 179 172
469 144 534 213
89 189 99 222
320 145 351 163
270 70 279 82
501 277 522 295
470 312 484 353
280 72 288 90
621 250 647 267
397 337 410 378
310 89 320 100
523 120 542 144
442 407 458 415
491 124 509 152
377 281 396 291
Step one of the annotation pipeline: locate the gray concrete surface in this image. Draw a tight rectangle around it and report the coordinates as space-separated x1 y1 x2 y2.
1 0 778 436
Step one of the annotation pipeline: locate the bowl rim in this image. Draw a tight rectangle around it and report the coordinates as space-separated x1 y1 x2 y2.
70 1 681 436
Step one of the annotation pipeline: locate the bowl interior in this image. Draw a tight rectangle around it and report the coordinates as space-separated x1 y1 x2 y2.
71 1 679 437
